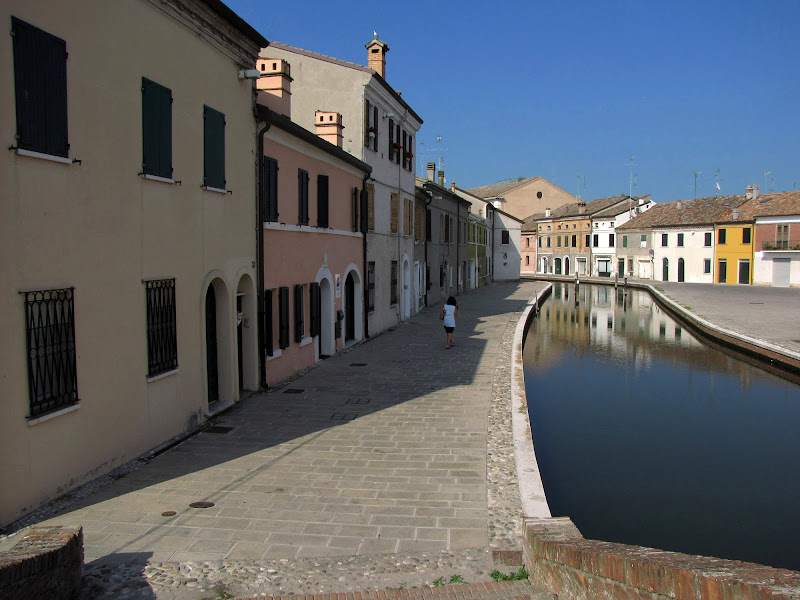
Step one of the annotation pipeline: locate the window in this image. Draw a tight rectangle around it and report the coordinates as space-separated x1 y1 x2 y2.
405 198 413 236
704 259 711 274
405 134 413 171
294 284 304 343
12 18 69 159
264 289 273 356
22 287 79 418
415 205 425 241
704 232 712 247
557 236 561 248
640 234 647 248
352 187 360 232
609 234 615 247
547 236 551 248
661 233 668 247
526 238 530 247
742 228 751 244
777 224 789 249
388 118 396 161
364 99 378 151
309 282 321 337
572 235 577 248
677 233 684 247
593 234 599 248
718 228 726 244
317 175 329 228
278 287 289 349
143 279 178 377
262 156 279 222
538 237 542 248
390 261 398 305
585 234 590 247
390 194 399 233
622 235 628 248
502 230 510 244
297 169 309 225
525 256 530 265
367 183 375 231
367 262 375 312
203 105 225 190
142 77 172 178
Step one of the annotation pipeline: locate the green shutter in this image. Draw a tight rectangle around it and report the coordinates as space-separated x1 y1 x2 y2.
298 169 309 224
262 156 278 221
203 105 225 189
142 77 172 178
12 17 69 157
309 282 320 337
317 175 329 228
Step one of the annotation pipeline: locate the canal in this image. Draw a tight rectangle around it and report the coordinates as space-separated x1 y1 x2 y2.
523 282 800 572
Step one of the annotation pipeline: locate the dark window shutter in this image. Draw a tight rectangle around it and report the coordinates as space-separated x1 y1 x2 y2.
407 135 413 171
360 188 369 233
142 77 172 178
402 130 407 169
12 18 69 158
388 118 394 160
317 175 329 228
203 105 225 189
298 169 309 224
264 289 273 356
373 106 379 151
278 287 289 349
294 284 304 343
364 99 371 146
262 156 279 221
352 187 359 232
426 209 432 241
309 282 321 337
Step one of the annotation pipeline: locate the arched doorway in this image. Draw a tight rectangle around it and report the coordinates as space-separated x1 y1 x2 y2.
319 277 334 358
554 258 562 275
236 274 256 392
205 286 218 404
204 277 232 412
663 258 669 281
678 258 685 282
345 273 355 342
564 257 571 276
402 258 411 320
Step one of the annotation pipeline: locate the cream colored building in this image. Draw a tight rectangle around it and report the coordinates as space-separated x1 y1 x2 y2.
0 0 266 525
466 176 578 221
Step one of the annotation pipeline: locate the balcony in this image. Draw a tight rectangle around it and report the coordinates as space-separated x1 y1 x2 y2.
762 241 800 251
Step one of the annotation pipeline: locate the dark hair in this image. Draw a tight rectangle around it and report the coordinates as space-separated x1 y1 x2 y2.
446 296 457 306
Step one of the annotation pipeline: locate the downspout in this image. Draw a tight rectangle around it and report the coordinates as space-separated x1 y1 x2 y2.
361 178 370 339
256 108 272 390
456 200 461 295
423 189 433 307
491 206 497 282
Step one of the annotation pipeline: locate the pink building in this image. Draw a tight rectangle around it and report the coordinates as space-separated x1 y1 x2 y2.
257 62 371 385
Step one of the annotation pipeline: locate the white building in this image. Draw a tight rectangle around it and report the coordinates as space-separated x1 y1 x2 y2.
591 196 654 277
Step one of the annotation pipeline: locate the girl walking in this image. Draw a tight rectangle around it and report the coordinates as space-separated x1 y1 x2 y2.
440 296 458 349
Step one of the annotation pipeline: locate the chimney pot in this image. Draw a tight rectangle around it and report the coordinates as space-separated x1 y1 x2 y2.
733 208 739 220
752 184 759 199
451 181 456 192
314 111 344 147
545 208 551 217
437 170 445 187
256 58 293 118
426 162 435 182
365 36 389 79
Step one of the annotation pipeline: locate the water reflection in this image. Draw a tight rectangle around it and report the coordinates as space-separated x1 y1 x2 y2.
524 283 800 571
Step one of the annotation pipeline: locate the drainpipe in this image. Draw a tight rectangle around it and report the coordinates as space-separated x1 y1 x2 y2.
361 177 370 339
491 206 497 282
422 189 433 307
256 108 272 390
456 200 462 295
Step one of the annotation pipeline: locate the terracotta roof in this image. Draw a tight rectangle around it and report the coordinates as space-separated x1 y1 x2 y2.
592 195 652 219
617 194 749 230
733 190 800 221
523 195 636 224
466 176 573 200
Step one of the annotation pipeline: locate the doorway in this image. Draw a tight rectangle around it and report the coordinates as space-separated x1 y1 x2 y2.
662 258 669 281
205 286 219 404
678 258 685 282
345 273 355 342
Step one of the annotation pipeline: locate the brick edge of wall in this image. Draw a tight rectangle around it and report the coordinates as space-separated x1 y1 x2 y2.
0 525 84 600
523 517 800 600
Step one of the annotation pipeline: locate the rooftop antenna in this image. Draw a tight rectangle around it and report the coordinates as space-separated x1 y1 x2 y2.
714 168 722 196
694 171 702 199
626 155 636 198
576 168 581 200
418 136 448 175
764 170 772 192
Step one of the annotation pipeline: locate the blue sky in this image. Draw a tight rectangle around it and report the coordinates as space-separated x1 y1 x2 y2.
226 0 799 204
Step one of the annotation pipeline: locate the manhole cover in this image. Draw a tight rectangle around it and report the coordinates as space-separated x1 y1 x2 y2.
205 426 233 434
189 501 215 509
283 389 304 394
161 511 177 517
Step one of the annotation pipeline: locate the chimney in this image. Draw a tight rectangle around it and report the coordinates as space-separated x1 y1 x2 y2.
746 185 754 199
752 184 759 199
545 208 551 218
578 201 586 215
451 181 456 192
427 162 435 182
365 35 389 79
732 208 739 220
438 170 445 187
314 111 344 148
677 200 682 210
256 58 292 118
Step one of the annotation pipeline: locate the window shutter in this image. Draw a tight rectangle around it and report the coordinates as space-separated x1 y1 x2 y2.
142 77 172 178
407 135 413 171
298 169 309 224
402 130 408 169
317 175 329 228
426 209 432 241
309 282 321 337
278 287 289 349
366 184 375 231
264 289 273 356
12 18 69 158
373 106 379 151
390 194 399 234
352 187 360 232
388 118 394 159
364 99 371 146
262 156 279 221
203 105 225 189
294 284 304 343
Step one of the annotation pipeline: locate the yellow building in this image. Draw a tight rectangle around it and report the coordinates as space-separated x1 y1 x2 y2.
714 221 755 284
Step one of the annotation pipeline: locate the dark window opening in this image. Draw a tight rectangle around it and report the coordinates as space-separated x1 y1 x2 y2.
144 279 178 377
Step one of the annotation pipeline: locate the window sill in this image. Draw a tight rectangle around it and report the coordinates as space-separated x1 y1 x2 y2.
147 368 178 383
300 336 313 347
203 186 228 194
142 173 175 184
16 148 71 165
267 349 283 361
28 403 80 426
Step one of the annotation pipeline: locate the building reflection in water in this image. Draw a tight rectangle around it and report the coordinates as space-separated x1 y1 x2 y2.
523 283 800 571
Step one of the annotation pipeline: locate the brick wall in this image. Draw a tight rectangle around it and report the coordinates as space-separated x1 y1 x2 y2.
0 526 83 600
523 517 800 600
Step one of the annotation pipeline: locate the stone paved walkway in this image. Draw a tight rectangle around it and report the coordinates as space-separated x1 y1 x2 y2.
5 281 550 599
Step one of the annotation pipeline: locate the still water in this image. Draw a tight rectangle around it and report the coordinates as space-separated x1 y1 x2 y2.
523 283 800 571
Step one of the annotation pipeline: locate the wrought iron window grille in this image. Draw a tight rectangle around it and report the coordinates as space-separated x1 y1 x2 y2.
22 287 80 419
144 279 178 377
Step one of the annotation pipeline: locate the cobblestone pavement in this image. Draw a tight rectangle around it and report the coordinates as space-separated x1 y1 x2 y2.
3 282 550 600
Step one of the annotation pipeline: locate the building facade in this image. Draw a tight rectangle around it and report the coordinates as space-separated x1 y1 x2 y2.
466 176 578 221
1 0 266 525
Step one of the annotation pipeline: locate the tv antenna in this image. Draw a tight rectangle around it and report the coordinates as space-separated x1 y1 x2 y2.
418 136 448 174
714 168 723 196
625 155 637 198
764 170 773 192
694 171 702 199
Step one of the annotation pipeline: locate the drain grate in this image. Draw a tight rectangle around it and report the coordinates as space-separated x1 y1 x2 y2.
330 414 359 421
283 388 304 394
350 363 367 367
189 501 215 509
205 426 234 434
345 398 371 404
